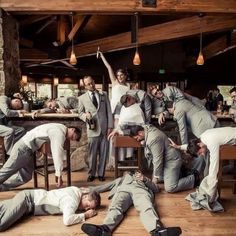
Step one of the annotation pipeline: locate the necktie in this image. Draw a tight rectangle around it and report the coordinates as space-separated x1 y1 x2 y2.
92 92 98 108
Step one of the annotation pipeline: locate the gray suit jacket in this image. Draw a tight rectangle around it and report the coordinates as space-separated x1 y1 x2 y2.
0 96 20 125
92 173 159 200
78 90 113 137
174 99 218 144
144 125 181 178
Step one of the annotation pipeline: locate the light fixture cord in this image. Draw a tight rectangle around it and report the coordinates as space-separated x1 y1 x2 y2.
71 13 74 52
199 16 202 52
135 12 138 51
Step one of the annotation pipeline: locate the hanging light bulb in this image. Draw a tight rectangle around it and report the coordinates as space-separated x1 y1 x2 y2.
69 13 77 65
196 14 204 66
133 12 141 66
133 48 141 65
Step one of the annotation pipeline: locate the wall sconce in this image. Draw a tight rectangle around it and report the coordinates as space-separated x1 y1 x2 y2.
69 13 77 65
22 75 28 84
196 14 204 66
133 12 141 66
53 77 59 86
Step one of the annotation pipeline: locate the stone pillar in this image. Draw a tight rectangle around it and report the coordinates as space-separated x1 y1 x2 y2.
0 9 21 96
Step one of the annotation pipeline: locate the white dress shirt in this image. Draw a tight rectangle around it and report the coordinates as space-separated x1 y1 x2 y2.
22 123 67 176
33 186 85 226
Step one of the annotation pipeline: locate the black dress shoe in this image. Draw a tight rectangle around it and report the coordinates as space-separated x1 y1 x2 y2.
81 223 111 236
98 176 105 181
151 226 182 236
87 175 95 182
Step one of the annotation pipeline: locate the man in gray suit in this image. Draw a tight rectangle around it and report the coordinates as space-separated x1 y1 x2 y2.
78 76 113 182
166 100 219 146
129 125 200 192
81 171 182 236
0 96 26 156
149 85 205 125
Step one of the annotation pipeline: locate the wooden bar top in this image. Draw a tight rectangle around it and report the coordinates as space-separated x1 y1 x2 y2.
18 112 79 120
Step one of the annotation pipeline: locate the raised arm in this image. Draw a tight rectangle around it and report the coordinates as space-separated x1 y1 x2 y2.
98 51 117 85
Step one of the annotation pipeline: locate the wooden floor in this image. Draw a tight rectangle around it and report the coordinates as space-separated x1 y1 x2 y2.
1 169 236 236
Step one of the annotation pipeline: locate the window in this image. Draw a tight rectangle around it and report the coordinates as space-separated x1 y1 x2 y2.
57 84 79 97
217 85 235 106
36 83 52 99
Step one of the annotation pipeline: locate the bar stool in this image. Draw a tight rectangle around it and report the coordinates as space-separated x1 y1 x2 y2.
112 136 143 178
218 144 236 197
33 139 71 190
0 137 6 167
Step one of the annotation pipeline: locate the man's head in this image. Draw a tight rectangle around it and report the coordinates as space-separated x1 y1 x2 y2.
45 99 58 110
165 101 174 114
116 69 128 84
120 94 137 108
67 126 82 141
213 88 220 96
129 125 145 142
83 76 96 92
229 87 236 102
79 191 101 211
10 98 23 110
149 86 164 99
187 138 207 157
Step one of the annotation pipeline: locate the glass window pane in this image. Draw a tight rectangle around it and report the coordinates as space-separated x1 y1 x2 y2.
36 84 52 99
57 84 79 97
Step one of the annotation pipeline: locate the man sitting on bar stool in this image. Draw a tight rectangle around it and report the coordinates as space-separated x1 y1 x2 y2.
0 95 26 158
0 123 81 191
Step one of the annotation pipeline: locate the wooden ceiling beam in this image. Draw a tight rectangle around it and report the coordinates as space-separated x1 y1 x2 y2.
67 15 236 58
19 38 34 48
57 16 66 45
19 15 51 26
2 0 236 14
186 31 236 67
20 48 48 60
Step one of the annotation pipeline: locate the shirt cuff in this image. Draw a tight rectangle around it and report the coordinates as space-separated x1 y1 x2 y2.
180 144 188 151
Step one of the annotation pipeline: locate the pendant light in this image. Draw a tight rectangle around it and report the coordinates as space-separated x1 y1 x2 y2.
133 12 141 66
69 13 77 65
196 14 204 65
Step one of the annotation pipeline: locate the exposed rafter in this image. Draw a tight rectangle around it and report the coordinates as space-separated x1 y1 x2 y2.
66 15 236 58
2 0 236 14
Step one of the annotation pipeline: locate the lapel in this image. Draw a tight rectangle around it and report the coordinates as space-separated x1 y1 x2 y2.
86 91 98 109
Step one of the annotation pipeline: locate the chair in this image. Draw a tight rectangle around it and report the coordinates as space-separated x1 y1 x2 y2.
0 137 6 167
218 144 236 197
33 139 71 190
112 136 143 178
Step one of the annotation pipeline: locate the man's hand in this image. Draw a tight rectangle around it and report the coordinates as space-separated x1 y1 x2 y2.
107 130 118 140
85 112 92 120
168 138 181 149
158 112 165 125
32 110 40 119
134 170 146 182
55 176 63 188
84 209 97 219
107 128 113 137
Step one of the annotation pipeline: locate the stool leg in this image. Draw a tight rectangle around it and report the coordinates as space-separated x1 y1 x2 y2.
115 147 118 179
218 160 223 198
33 153 38 188
66 148 71 186
44 154 49 191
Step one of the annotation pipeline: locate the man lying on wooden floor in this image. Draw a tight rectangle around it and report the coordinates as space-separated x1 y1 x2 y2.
0 186 100 231
81 170 182 236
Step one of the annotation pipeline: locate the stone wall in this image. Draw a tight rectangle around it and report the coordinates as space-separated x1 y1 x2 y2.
0 9 21 96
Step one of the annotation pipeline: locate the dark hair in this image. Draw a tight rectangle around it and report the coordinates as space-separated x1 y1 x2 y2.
11 97 23 109
88 191 101 208
229 87 236 94
116 69 129 78
68 126 82 141
129 125 144 136
187 138 201 157
165 101 174 110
